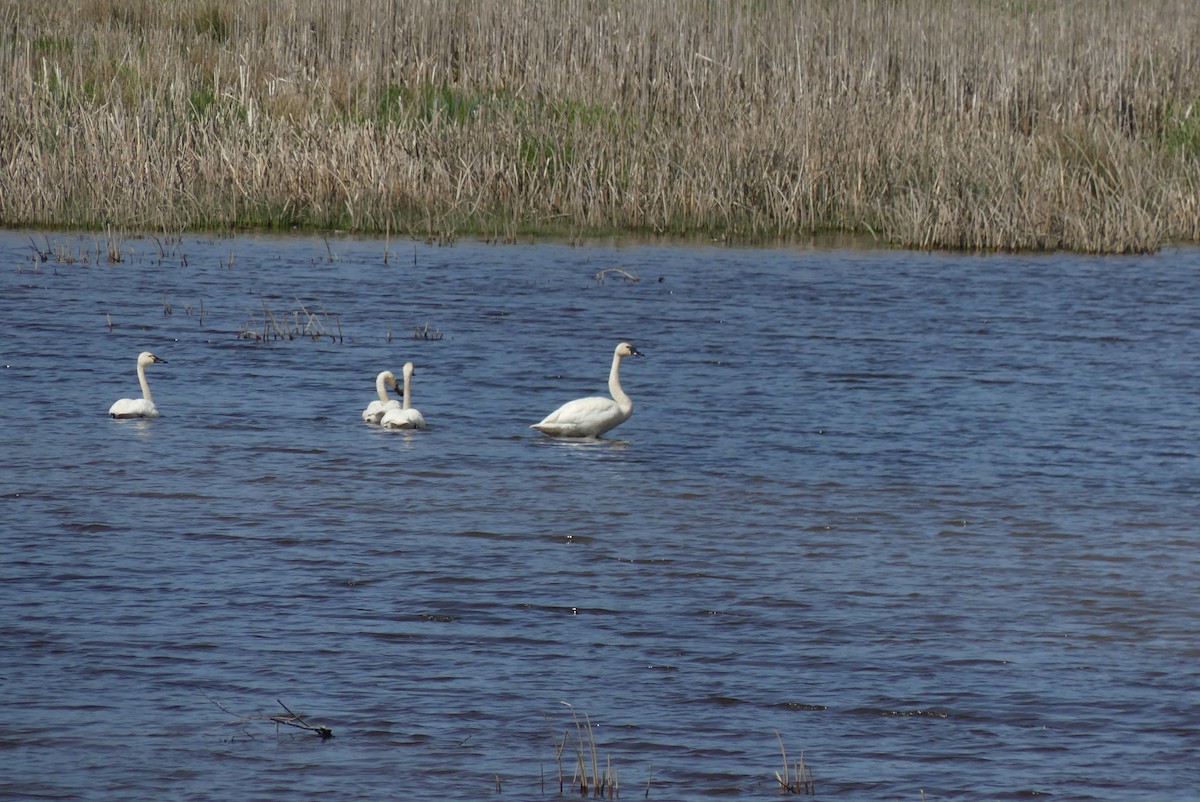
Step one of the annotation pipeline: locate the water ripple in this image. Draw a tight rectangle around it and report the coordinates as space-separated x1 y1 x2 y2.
0 235 1197 800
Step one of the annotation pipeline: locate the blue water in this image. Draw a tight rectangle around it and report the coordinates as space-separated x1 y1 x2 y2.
1 230 1197 800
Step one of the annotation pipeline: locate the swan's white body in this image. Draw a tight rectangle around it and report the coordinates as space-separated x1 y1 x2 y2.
532 342 643 438
363 370 401 423
381 362 427 429
109 351 167 419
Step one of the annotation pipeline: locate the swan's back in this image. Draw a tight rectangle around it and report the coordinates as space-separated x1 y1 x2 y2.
109 398 158 419
363 399 401 423
531 396 625 437
381 407 426 429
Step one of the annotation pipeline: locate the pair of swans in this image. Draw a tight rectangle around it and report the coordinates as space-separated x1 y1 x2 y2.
362 362 427 429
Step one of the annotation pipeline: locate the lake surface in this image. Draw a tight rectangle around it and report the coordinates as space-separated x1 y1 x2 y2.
1 229 1197 801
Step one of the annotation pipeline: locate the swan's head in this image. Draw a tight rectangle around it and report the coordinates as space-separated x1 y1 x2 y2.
615 342 643 358
138 351 166 366
403 362 416 379
379 370 399 390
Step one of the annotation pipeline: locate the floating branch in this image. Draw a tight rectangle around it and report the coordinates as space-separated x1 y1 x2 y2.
775 731 814 795
595 267 639 285
413 322 443 341
204 692 333 740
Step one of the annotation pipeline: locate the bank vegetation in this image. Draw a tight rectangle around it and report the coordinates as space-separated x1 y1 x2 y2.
3 0 1200 252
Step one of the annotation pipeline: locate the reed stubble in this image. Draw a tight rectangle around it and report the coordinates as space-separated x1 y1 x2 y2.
3 0 1199 252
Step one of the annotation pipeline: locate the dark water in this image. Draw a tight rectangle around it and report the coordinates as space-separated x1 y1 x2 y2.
1 230 1197 801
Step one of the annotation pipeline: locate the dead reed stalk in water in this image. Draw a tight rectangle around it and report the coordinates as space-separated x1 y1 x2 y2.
547 703 621 798
775 731 814 795
412 322 443 340
238 296 341 343
105 229 124 264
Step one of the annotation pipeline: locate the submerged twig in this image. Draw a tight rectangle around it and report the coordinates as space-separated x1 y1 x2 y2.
203 692 334 740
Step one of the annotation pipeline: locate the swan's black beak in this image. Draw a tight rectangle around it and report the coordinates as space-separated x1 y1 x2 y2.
153 356 167 364
631 346 644 357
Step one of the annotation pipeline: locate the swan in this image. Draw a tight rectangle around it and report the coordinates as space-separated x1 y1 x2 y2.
381 362 427 429
108 351 167 418
362 370 402 423
532 342 643 438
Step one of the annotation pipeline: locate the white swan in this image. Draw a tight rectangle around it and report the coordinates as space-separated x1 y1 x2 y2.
381 362 427 429
532 342 643 438
362 370 402 423
108 351 167 418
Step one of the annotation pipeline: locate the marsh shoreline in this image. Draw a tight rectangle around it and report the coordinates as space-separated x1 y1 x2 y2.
4 0 1199 253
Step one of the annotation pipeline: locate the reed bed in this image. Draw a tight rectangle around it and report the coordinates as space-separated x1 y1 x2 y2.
3 0 1200 251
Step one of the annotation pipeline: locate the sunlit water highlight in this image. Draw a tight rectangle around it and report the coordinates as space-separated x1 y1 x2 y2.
1 231 1197 800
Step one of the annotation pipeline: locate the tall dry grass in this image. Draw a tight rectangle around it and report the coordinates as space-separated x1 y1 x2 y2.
3 0 1200 251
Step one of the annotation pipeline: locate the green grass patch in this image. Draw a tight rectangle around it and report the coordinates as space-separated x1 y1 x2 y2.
32 36 73 56
193 4 232 43
1161 101 1200 159
373 83 487 125
189 86 218 119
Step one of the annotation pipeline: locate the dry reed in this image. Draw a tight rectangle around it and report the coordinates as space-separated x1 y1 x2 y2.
238 295 342 342
412 322 442 340
547 704 621 798
3 0 1200 251
775 731 815 795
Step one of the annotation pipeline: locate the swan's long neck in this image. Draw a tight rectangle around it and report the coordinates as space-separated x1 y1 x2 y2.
608 351 631 414
137 361 153 404
376 373 391 403
402 371 413 410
